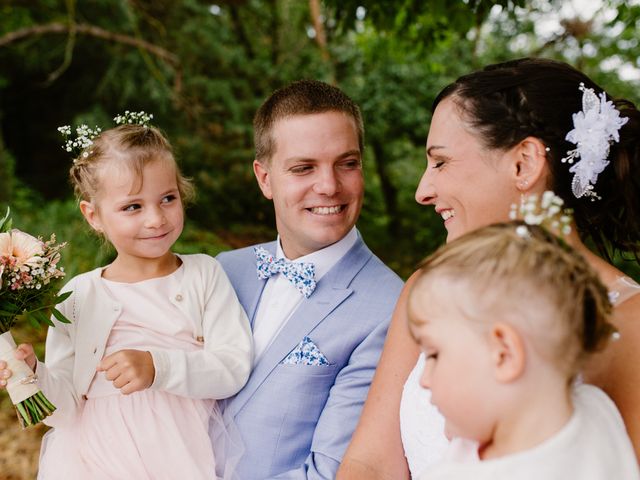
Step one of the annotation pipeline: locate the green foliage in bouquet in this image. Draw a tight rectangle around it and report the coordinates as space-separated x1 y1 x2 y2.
0 208 71 428
0 208 71 332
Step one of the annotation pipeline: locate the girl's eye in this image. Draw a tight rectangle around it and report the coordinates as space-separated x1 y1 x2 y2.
426 352 438 361
162 194 177 203
123 204 140 212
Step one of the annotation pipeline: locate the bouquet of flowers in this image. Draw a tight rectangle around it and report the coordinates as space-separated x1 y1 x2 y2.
0 208 71 427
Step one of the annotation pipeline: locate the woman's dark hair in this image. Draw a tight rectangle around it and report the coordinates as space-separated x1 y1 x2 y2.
433 57 640 261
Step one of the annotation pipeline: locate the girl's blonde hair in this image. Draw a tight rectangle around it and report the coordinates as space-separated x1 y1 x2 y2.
411 222 615 377
69 124 195 205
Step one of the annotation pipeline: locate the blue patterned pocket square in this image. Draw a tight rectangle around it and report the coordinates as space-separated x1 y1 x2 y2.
281 336 329 366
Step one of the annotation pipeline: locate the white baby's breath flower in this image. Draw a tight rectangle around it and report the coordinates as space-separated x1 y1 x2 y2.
512 191 573 237
114 110 153 126
515 225 530 237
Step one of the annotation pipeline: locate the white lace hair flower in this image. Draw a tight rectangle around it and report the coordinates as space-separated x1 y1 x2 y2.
561 83 629 200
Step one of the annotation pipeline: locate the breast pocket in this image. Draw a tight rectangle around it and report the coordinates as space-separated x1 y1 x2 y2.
271 363 340 420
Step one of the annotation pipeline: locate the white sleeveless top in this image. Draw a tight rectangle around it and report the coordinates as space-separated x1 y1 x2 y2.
399 276 640 478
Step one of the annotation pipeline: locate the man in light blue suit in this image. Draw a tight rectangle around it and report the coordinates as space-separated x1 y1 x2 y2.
215 80 403 479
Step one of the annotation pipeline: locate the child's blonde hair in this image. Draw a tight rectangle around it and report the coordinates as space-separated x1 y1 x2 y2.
69 124 195 205
410 222 615 378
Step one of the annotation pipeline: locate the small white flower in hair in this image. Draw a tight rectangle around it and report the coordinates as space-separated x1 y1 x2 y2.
58 123 100 157
58 110 154 164
510 190 573 237
113 110 153 126
515 225 530 238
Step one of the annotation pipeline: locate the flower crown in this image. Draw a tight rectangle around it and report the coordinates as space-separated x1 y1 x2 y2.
510 190 573 238
58 110 154 161
560 83 628 200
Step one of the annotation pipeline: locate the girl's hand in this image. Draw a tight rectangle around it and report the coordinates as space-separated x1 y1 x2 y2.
97 349 155 395
0 361 10 388
0 344 37 388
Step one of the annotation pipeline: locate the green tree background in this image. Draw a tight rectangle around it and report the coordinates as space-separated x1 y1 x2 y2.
1 1 639 477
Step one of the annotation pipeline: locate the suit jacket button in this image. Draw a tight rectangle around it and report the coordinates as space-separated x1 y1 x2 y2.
196 336 204 343
175 294 183 301
93 347 97 354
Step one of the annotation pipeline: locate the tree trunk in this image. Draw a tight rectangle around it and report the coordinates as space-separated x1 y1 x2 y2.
371 139 399 236
0 129 13 205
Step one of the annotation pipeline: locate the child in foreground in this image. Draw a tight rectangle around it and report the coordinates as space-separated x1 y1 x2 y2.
1 120 253 479
408 222 640 479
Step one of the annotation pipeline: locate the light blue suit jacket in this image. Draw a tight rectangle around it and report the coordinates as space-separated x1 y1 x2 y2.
216 235 403 479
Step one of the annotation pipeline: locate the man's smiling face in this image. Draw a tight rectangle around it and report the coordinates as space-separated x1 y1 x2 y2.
253 111 364 259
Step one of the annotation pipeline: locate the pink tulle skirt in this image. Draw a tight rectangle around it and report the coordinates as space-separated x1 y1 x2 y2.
38 390 220 480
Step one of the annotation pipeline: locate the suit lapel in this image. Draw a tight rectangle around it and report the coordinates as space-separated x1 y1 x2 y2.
241 242 272 328
228 237 372 416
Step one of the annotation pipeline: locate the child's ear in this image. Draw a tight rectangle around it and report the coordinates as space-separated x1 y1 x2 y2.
79 200 103 233
488 322 526 383
511 136 549 192
253 159 273 200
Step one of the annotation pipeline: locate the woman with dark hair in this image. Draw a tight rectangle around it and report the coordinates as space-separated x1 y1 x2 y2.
338 57 640 479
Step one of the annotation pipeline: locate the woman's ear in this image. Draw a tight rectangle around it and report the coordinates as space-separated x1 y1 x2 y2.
253 159 273 200
512 136 550 192
488 322 526 383
79 200 103 233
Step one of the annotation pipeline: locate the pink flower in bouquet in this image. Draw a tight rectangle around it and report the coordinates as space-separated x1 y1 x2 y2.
0 230 45 270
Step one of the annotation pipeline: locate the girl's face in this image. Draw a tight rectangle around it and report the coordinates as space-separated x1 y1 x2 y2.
83 158 184 264
409 279 497 444
415 97 521 242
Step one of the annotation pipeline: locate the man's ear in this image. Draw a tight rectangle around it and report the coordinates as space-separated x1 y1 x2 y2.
253 159 273 200
488 322 526 383
511 136 549 192
79 200 103 233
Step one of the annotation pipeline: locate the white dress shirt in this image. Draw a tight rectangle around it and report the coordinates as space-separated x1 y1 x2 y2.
252 228 358 364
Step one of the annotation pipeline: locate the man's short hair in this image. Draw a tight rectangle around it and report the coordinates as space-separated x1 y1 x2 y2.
253 79 364 163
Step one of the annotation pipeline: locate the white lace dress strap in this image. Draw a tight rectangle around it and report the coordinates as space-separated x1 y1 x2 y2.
609 276 640 306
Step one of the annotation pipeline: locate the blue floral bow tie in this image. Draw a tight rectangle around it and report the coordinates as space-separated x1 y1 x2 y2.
254 246 317 298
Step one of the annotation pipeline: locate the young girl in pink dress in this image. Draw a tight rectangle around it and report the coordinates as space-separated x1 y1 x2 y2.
0 119 253 479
